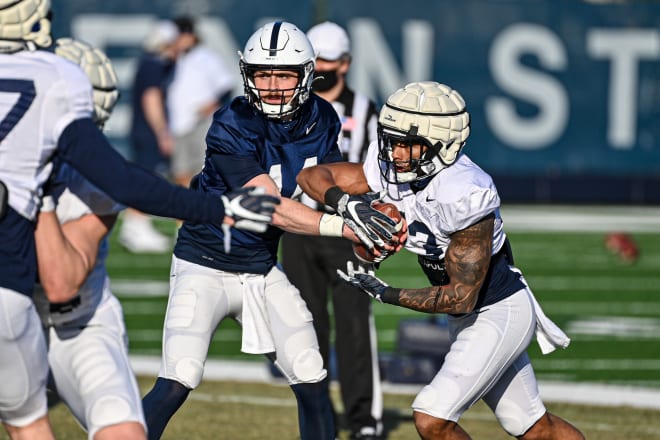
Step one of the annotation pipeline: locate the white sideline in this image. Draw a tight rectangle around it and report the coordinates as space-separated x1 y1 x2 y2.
129 355 660 410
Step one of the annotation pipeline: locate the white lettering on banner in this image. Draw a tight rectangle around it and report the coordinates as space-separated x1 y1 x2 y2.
485 23 569 150
587 29 660 150
69 14 657 156
348 18 433 100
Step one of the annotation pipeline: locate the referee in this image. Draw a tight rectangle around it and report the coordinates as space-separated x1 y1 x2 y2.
280 21 383 440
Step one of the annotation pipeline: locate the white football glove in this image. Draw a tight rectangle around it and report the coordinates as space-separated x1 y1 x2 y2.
327 189 398 250
220 187 279 254
221 187 279 233
337 261 389 302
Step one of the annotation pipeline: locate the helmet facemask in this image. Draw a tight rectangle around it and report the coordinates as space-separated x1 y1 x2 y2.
377 125 455 184
239 61 314 120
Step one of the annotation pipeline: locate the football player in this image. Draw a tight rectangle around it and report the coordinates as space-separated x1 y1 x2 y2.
141 21 400 440
0 1 277 438
297 81 585 439
33 38 145 440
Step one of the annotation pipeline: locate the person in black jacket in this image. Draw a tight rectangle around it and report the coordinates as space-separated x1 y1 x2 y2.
281 21 384 440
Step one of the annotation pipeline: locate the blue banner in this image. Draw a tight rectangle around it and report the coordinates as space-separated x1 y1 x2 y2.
50 0 660 202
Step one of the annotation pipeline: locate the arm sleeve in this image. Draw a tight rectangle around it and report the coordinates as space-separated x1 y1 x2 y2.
209 153 265 190
57 118 225 224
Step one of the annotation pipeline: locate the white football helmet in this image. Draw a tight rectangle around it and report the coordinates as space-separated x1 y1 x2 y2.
377 81 470 183
55 38 119 128
239 21 315 120
0 0 52 52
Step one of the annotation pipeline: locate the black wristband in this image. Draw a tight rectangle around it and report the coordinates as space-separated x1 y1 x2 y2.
381 287 400 306
324 186 346 209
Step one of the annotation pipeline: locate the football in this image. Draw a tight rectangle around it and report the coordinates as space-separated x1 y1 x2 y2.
352 202 406 263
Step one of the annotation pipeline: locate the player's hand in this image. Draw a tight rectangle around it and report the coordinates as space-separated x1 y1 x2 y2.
221 187 280 233
329 190 399 250
337 261 389 302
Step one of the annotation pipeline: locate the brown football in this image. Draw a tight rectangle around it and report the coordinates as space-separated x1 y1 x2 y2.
352 202 405 263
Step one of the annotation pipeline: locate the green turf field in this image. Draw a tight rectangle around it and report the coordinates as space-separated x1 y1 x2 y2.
106 217 660 390
3 215 657 440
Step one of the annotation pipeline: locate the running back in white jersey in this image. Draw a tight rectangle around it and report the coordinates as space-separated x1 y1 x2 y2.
362 142 508 260
0 50 93 221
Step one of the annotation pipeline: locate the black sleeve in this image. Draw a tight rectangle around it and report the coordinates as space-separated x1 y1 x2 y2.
57 118 225 224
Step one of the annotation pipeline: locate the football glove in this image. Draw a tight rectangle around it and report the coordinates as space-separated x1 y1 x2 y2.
337 261 389 302
221 187 279 233
325 188 398 250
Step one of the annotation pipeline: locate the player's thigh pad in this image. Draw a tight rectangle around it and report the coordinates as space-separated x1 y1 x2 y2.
263 267 326 384
412 289 535 423
48 294 145 437
160 257 238 388
482 351 546 436
0 289 48 426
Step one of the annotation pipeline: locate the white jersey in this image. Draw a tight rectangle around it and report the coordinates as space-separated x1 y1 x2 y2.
33 165 123 326
167 45 235 136
363 142 507 260
0 50 93 221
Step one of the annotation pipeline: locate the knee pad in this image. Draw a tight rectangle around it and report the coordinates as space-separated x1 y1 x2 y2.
494 399 540 437
172 357 205 389
291 348 325 383
88 395 139 437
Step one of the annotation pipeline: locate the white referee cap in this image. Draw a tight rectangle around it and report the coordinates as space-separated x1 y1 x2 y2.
306 21 350 61
143 20 179 52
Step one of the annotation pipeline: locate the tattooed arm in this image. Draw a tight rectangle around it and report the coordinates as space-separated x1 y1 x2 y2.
383 214 495 314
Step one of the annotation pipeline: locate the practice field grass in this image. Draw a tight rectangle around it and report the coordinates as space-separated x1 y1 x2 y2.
30 379 660 439
6 214 658 439
106 217 660 389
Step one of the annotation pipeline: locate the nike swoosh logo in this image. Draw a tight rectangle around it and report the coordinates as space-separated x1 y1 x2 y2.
305 122 317 135
425 195 435 202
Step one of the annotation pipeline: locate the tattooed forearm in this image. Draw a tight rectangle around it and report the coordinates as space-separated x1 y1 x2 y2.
396 214 495 314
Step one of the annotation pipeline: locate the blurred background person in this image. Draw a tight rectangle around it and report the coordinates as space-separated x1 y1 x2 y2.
280 21 383 440
119 19 179 253
167 16 235 188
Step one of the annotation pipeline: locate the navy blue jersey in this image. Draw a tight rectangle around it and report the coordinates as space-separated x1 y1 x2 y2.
175 95 342 274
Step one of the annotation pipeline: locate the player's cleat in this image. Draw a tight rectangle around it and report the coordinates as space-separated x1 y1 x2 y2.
118 215 171 253
350 426 383 440
604 232 639 263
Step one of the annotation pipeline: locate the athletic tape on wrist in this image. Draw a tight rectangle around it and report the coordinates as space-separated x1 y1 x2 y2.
318 213 344 237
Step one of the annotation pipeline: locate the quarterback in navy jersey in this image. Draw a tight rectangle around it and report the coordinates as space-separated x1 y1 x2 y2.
298 82 585 440
142 21 400 440
174 86 342 273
